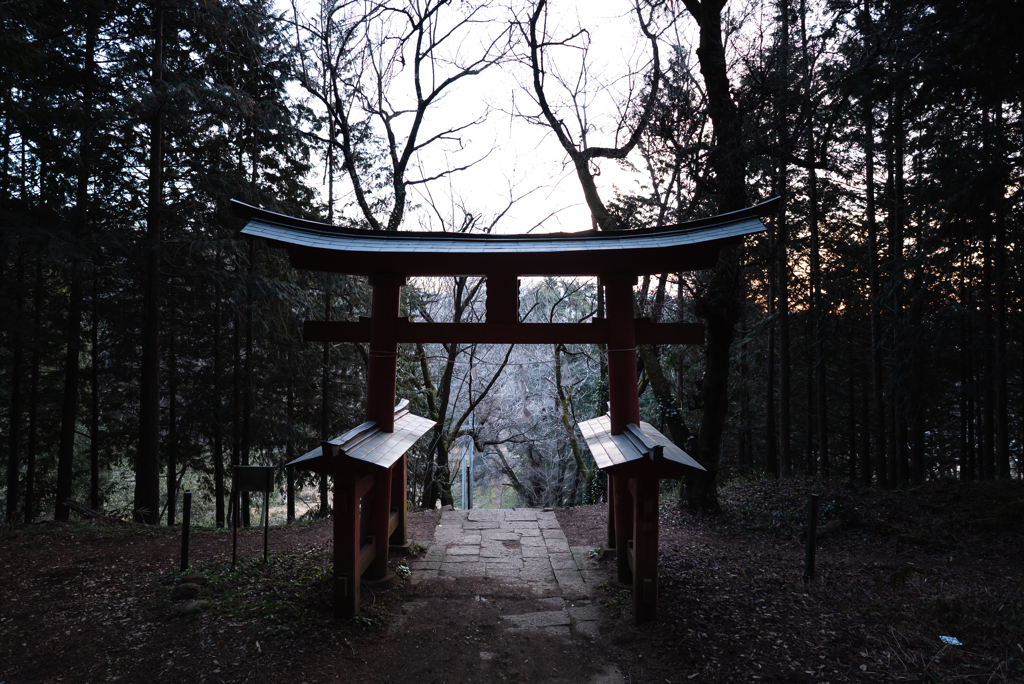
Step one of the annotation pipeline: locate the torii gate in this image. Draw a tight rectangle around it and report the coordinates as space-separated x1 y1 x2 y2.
235 197 774 623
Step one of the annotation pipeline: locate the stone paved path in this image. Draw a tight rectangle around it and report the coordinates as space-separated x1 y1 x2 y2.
386 509 622 683
410 508 600 598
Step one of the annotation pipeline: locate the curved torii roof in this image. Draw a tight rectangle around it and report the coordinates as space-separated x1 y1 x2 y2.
234 197 777 277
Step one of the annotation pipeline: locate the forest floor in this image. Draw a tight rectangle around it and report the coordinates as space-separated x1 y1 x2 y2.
1 477 1022 683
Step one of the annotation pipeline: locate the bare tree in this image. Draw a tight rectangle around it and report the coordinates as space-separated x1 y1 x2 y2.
520 0 663 231
290 0 511 231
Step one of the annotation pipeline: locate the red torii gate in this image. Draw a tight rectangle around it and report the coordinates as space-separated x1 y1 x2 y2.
235 197 774 623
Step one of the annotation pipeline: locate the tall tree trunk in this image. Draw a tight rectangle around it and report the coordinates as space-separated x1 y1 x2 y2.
806 326 815 475
807 127 828 476
24 258 43 523
555 344 592 500
739 312 750 472
775 0 792 478
6 249 24 523
231 313 241 522
847 330 857 481
242 239 254 527
859 346 871 484
864 92 888 488
981 233 994 480
286 357 295 524
213 247 225 527
135 0 164 524
967 327 977 480
994 107 1010 480
166 323 178 526
320 277 331 516
887 81 908 488
683 0 751 511
909 215 926 483
420 277 473 510
56 273 83 522
57 2 99 521
959 293 970 481
90 258 100 509
766 226 777 477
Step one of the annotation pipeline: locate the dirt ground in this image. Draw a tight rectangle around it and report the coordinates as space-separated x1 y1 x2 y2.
1 478 1021 683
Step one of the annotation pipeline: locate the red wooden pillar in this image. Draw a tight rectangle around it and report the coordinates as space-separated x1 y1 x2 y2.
602 274 640 433
333 462 360 619
367 273 405 431
389 454 408 547
366 466 392 580
631 474 660 624
604 273 640 586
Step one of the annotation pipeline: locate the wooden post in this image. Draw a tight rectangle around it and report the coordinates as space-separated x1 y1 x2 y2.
602 274 640 434
632 475 660 624
334 464 360 619
389 454 408 547
606 473 616 551
286 465 295 523
367 273 405 431
366 467 392 580
612 473 633 586
231 480 238 567
263 486 270 563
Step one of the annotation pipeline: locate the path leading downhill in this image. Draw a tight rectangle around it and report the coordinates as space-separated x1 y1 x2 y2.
374 508 624 683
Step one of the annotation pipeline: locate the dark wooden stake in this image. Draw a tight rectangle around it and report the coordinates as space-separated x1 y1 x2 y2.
263 488 269 563
180 490 192 572
287 465 295 523
804 493 819 582
231 485 238 567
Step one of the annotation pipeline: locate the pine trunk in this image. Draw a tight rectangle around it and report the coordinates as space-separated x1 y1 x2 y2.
320 277 331 515
135 0 164 524
24 259 43 523
90 260 100 509
6 250 25 523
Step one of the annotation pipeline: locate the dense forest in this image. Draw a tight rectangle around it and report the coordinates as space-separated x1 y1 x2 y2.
1 0 1021 528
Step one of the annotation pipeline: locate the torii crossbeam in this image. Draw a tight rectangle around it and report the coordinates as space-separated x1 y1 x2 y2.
236 197 775 623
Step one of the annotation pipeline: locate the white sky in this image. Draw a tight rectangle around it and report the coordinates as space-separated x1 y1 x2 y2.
280 0 698 234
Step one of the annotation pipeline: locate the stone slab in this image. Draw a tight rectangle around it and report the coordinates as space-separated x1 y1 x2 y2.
545 539 571 553
447 545 481 556
500 611 571 628
521 545 550 558
568 604 599 622
503 509 539 521
481 530 520 541
551 557 580 571
464 521 501 530
467 510 504 521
